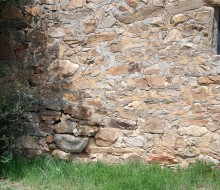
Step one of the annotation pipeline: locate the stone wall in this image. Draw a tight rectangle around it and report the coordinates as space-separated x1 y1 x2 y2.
16 0 220 166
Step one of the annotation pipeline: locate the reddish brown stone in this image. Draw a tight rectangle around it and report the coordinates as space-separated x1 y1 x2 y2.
46 134 54 143
145 154 178 164
125 0 138 8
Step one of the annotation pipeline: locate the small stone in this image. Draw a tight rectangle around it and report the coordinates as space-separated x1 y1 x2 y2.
52 149 70 160
127 101 141 109
54 134 89 153
137 79 150 90
100 15 116 28
195 11 210 21
164 29 183 43
46 134 54 143
143 64 160 74
54 120 77 134
48 143 57 150
172 14 188 24
150 17 164 27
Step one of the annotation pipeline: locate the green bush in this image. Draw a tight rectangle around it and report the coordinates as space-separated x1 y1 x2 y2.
0 82 37 163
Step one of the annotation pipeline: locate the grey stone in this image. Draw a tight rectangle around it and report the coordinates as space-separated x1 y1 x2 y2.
54 134 89 153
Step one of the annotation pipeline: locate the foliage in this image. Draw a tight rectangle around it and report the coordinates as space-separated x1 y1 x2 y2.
0 157 219 190
0 0 24 4
0 0 28 8
0 83 37 163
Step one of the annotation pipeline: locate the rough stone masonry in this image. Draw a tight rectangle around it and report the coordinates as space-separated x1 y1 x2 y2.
7 0 220 166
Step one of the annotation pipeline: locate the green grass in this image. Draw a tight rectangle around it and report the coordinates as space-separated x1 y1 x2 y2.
0 156 219 190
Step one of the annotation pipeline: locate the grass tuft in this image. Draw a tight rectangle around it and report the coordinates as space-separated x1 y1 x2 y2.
0 156 219 190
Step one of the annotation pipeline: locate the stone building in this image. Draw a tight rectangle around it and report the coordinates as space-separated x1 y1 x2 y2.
0 0 220 166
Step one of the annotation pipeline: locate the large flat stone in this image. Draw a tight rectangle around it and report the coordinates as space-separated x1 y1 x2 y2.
165 0 203 14
115 7 164 24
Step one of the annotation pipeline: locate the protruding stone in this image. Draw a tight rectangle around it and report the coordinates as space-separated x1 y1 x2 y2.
95 128 121 147
54 134 89 153
172 14 188 24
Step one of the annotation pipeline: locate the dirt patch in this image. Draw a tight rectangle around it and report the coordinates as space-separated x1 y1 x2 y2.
0 179 31 190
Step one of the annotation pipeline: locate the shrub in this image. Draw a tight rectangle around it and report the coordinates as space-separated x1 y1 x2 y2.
0 82 37 163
